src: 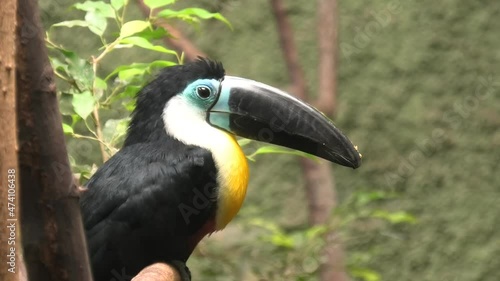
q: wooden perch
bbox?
[132,263,181,281]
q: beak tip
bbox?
[328,141,362,169]
[349,145,362,169]
[327,151,361,169]
[351,159,362,169]
[344,156,362,169]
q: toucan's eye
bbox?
[196,86,212,99]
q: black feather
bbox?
[81,140,217,281]
[124,58,225,146]
[81,58,224,281]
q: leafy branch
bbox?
[47,0,229,183]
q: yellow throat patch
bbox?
[214,133,249,230]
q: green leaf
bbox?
[237,138,252,147]
[119,36,177,55]
[85,12,107,36]
[305,225,328,239]
[71,114,81,126]
[73,1,114,36]
[108,86,142,105]
[134,27,168,40]
[110,0,125,11]
[51,48,93,90]
[249,218,282,234]
[106,61,176,81]
[372,210,417,224]
[62,123,74,135]
[49,57,67,70]
[52,20,90,28]
[59,93,74,116]
[269,233,295,249]
[121,85,141,98]
[148,60,177,68]
[74,1,115,18]
[72,91,95,119]
[247,145,317,161]
[123,99,135,112]
[144,0,175,10]
[50,57,70,79]
[120,20,150,38]
[350,268,381,281]
[94,77,107,90]
[118,68,146,82]
[157,8,232,28]
[106,64,146,81]
[103,118,129,145]
[354,191,392,206]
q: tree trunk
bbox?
[314,1,349,281]
[270,0,349,280]
[16,0,93,280]
[0,0,21,280]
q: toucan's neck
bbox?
[124,112,169,146]
[124,78,178,147]
[163,95,250,230]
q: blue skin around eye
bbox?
[181,79,231,131]
[182,79,219,109]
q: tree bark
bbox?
[314,1,349,281]
[269,0,307,100]
[270,0,349,280]
[16,0,93,280]
[316,0,338,116]
[0,0,21,280]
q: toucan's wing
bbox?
[80,141,217,280]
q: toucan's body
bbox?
[81,59,360,281]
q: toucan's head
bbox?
[125,58,361,169]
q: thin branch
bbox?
[73,133,116,155]
[316,0,338,116]
[269,0,308,101]
[92,108,109,161]
[91,40,120,163]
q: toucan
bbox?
[81,58,361,281]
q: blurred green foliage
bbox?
[40,0,500,280]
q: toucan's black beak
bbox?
[208,76,361,168]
